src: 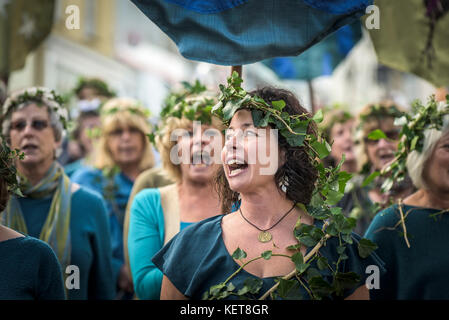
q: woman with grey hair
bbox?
[0,87,116,299]
[365,97,449,299]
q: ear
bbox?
[278,148,287,167]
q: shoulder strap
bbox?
[159,184,180,245]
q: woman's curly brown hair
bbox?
[215,87,318,213]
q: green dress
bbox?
[153,215,385,300]
[365,204,449,299]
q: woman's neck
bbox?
[239,185,307,229]
[17,161,53,186]
[119,164,141,181]
[177,179,222,221]
[404,189,449,210]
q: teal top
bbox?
[71,167,133,282]
[63,159,88,178]
[128,188,193,300]
[15,187,116,300]
[364,204,449,300]
[153,215,385,300]
[0,236,65,300]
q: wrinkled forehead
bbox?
[10,102,50,120]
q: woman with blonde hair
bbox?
[71,97,154,299]
[127,91,225,300]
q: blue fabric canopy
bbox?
[263,22,362,80]
[131,0,372,66]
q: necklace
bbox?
[239,203,296,243]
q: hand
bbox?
[118,264,134,293]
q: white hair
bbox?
[406,104,449,190]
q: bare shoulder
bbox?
[71,182,81,194]
[0,225,24,243]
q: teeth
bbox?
[230,168,243,176]
[227,159,245,165]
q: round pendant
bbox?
[258,231,272,243]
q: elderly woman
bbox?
[127,93,225,300]
[365,99,449,299]
[1,87,115,300]
[71,97,155,298]
[0,139,65,300]
[319,108,357,173]
[338,103,414,235]
[153,76,384,300]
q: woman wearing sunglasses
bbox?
[1,87,115,300]
[338,103,415,235]
[71,98,155,299]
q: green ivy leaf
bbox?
[362,171,380,188]
[311,140,331,159]
[309,277,333,299]
[325,189,344,206]
[261,250,273,260]
[367,129,387,140]
[271,99,286,111]
[357,238,378,258]
[232,247,247,260]
[237,278,263,296]
[312,109,324,123]
[277,279,302,300]
[333,272,361,297]
[410,135,419,151]
[316,256,328,271]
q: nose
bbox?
[377,138,391,148]
[192,128,204,146]
[22,122,37,136]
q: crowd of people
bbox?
[0,75,448,300]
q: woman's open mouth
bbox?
[227,159,248,177]
[21,143,38,153]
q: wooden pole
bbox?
[308,79,316,114]
[231,65,242,77]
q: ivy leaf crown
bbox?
[73,77,117,99]
[212,71,330,161]
[1,87,69,130]
[148,80,217,144]
[380,95,449,191]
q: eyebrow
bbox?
[228,123,254,130]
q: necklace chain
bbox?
[239,203,296,232]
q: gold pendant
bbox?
[258,231,272,243]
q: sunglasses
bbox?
[364,130,400,145]
[108,126,141,136]
[10,119,49,131]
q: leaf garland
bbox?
[379,95,449,192]
[1,87,70,131]
[203,72,378,300]
[147,80,216,145]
